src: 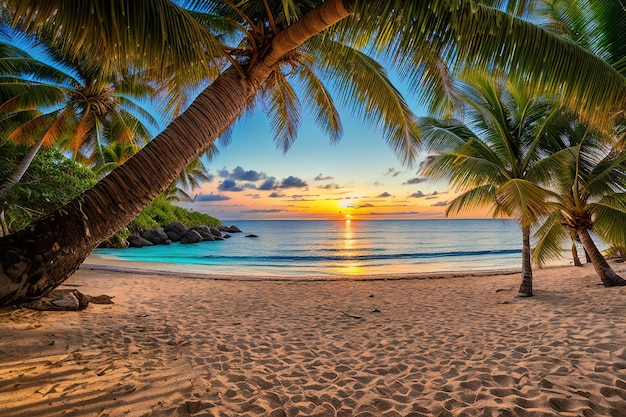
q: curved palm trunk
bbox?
[571,241,582,266]
[577,228,626,287]
[0,137,45,202]
[0,0,354,307]
[517,225,533,297]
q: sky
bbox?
[177,103,478,222]
[3,23,487,222]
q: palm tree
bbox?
[0,26,159,201]
[0,0,625,306]
[533,120,626,286]
[419,73,567,297]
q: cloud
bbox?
[241,209,285,213]
[377,192,392,198]
[404,177,427,185]
[385,167,402,177]
[431,201,450,207]
[366,211,421,216]
[268,192,285,198]
[410,191,426,198]
[280,176,308,189]
[230,166,265,181]
[195,193,231,202]
[315,173,333,181]
[218,179,243,192]
[258,177,278,190]
[218,166,267,182]
[319,183,341,190]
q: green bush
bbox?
[126,195,220,232]
[0,143,97,233]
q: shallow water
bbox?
[93,219,558,277]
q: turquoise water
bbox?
[92,219,557,277]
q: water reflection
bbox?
[332,219,366,275]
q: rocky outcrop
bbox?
[127,233,153,248]
[191,226,215,241]
[181,230,203,244]
[164,221,188,242]
[219,225,242,233]
[117,222,244,248]
[140,227,170,245]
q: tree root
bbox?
[18,289,114,311]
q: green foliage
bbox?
[0,142,96,232]
[126,195,220,233]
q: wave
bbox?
[192,249,522,263]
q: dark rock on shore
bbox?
[108,222,245,249]
[181,229,203,244]
[164,221,188,242]
[219,225,241,233]
[128,234,153,248]
[191,225,215,241]
[141,227,170,245]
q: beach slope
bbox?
[2,263,626,416]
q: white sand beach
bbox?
[2,261,626,416]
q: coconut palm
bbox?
[0,0,625,306]
[419,73,570,296]
[0,26,159,202]
[532,120,626,286]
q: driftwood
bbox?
[18,289,114,311]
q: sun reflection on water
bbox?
[330,218,367,275]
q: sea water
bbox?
[92,219,567,277]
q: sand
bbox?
[2,261,626,417]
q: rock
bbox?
[191,226,215,241]
[127,233,153,248]
[181,230,203,244]
[209,227,223,238]
[245,234,259,238]
[164,221,188,242]
[19,289,90,311]
[219,224,241,233]
[140,227,170,245]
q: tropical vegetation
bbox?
[419,73,566,296]
[0,1,625,306]
[532,119,626,286]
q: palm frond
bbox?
[445,184,498,217]
[264,71,301,153]
[496,178,552,225]
[6,0,224,82]
[303,36,420,165]
[532,211,569,268]
[294,54,342,144]
[590,193,626,246]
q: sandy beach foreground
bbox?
[2,262,626,417]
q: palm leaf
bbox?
[303,36,420,165]
[532,211,569,268]
[496,178,552,225]
[264,70,301,153]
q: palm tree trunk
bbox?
[0,211,8,237]
[0,0,355,307]
[0,137,45,201]
[517,225,533,297]
[571,241,582,266]
[577,228,626,287]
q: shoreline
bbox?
[82,253,525,282]
[3,261,626,416]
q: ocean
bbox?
[92,219,567,278]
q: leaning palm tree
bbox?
[419,73,566,297]
[0,0,625,306]
[533,120,626,286]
